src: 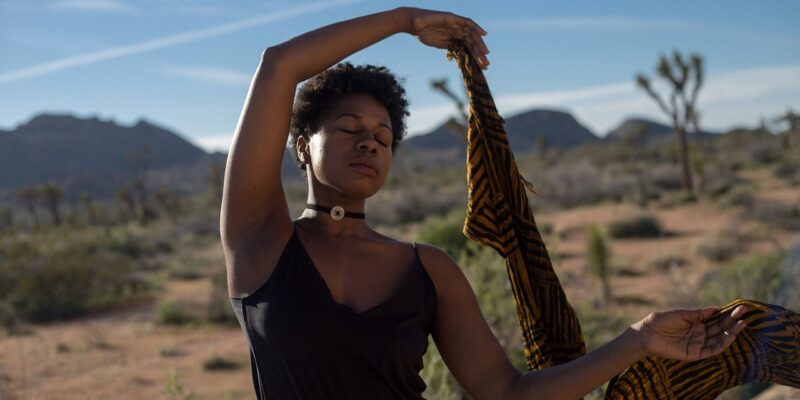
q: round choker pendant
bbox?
[330,206,345,221]
[305,204,366,221]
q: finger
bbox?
[472,32,489,54]
[701,321,744,358]
[465,17,488,35]
[719,305,749,333]
[463,35,489,68]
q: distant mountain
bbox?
[0,113,227,200]
[399,108,600,167]
[605,117,717,143]
[1,109,729,202]
[504,108,600,149]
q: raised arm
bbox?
[418,244,748,400]
[220,7,489,296]
[221,8,410,244]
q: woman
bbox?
[221,7,747,399]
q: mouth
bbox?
[349,162,378,177]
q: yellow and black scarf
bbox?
[448,42,800,399]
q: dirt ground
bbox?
[1,168,798,399]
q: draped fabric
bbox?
[447,41,800,397]
[605,300,800,400]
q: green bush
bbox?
[164,369,197,400]
[202,355,241,371]
[416,209,470,258]
[717,185,755,208]
[694,235,740,262]
[156,301,195,326]
[0,236,153,322]
[696,253,783,306]
[607,213,663,239]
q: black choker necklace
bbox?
[306,204,365,221]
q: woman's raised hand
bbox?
[632,305,749,361]
[404,8,490,69]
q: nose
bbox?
[356,131,378,153]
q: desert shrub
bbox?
[416,209,471,259]
[703,162,742,198]
[717,185,755,208]
[537,159,606,208]
[607,213,663,239]
[164,369,197,400]
[673,190,697,204]
[749,140,782,165]
[167,255,209,280]
[573,302,630,350]
[694,234,741,262]
[772,160,799,180]
[156,301,195,325]
[97,229,171,259]
[207,269,238,325]
[647,164,683,191]
[202,354,241,371]
[0,236,153,322]
[369,184,465,226]
[0,300,19,334]
[648,255,688,271]
[748,200,800,230]
[696,253,783,306]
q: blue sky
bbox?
[1,0,798,152]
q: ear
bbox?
[296,136,309,163]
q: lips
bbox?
[349,160,378,176]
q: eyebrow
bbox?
[334,113,393,132]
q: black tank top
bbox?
[229,227,438,399]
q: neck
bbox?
[301,195,368,236]
[299,208,369,236]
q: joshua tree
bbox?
[41,181,63,226]
[775,108,799,132]
[636,50,704,196]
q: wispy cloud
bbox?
[50,0,138,14]
[486,16,696,31]
[157,65,252,87]
[408,64,800,136]
[0,0,365,85]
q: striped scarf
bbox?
[447,42,800,399]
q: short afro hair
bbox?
[289,62,410,169]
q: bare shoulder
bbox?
[413,243,473,302]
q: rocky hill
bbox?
[0,114,226,200]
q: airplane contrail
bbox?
[0,0,365,85]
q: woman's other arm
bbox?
[418,244,747,400]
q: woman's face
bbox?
[301,93,394,201]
